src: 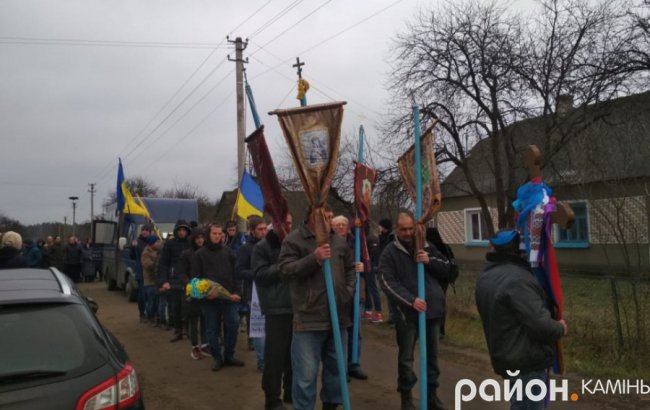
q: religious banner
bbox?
[245,126,290,238]
[513,145,573,374]
[397,123,442,251]
[269,101,346,244]
[354,162,377,269]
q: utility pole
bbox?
[88,183,96,239]
[228,36,248,232]
[69,196,79,237]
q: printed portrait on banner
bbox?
[301,128,329,167]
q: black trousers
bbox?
[262,314,293,408]
[168,289,184,333]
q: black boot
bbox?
[400,390,416,410]
[322,403,338,410]
[427,391,447,410]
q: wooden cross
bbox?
[524,145,575,230]
[293,57,305,79]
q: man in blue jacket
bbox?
[379,212,451,410]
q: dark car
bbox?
[0,268,144,410]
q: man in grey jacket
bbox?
[278,207,355,410]
[475,229,567,410]
[379,212,451,410]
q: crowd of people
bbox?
[118,207,456,410]
[0,231,97,282]
[0,207,568,410]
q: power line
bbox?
[139,90,237,171]
[228,0,275,37]
[249,49,382,120]
[249,0,305,39]
[249,0,405,80]
[248,0,332,56]
[92,51,230,184]
[0,36,228,49]
[93,1,278,184]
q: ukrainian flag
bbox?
[116,159,149,216]
[236,171,264,219]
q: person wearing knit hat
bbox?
[0,231,28,269]
[475,229,567,410]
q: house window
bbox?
[557,202,589,248]
[465,208,489,245]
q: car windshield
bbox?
[0,303,108,382]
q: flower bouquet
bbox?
[186,277,232,300]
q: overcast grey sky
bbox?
[0,0,532,226]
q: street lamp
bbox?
[69,196,79,237]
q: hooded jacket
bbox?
[278,223,355,332]
[252,230,292,316]
[178,228,205,280]
[157,220,191,289]
[378,237,451,320]
[0,247,28,269]
[475,252,564,377]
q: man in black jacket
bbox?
[194,223,243,371]
[253,214,293,410]
[235,215,268,368]
[158,220,191,342]
[475,229,567,410]
[379,212,451,410]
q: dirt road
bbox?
[81,281,640,409]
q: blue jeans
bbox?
[395,315,440,392]
[143,286,157,320]
[158,292,168,324]
[202,299,240,360]
[136,276,145,317]
[509,370,547,410]
[291,329,347,410]
[253,336,265,368]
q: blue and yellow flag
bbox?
[235,171,264,219]
[116,159,149,216]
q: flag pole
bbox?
[352,125,364,365]
[413,105,427,410]
[300,75,351,410]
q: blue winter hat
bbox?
[489,229,519,247]
[146,235,160,245]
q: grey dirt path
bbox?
[81,281,644,410]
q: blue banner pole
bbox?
[245,79,262,129]
[352,125,365,365]
[323,259,351,410]
[413,105,427,410]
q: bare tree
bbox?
[385,0,642,236]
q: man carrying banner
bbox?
[278,205,355,410]
[379,212,451,410]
